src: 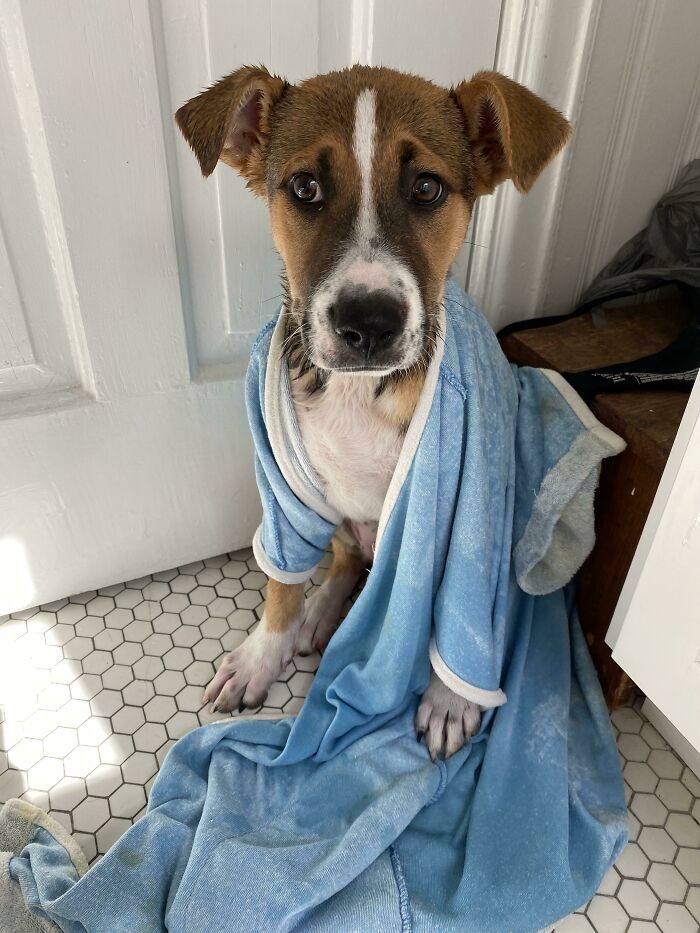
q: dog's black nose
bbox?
[330,290,405,359]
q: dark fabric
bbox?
[498,160,700,398]
[575,159,700,316]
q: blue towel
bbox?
[4,280,628,932]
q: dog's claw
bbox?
[416,729,424,743]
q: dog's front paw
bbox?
[203,623,296,712]
[416,671,481,760]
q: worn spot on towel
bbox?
[118,847,143,870]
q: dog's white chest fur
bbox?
[291,373,403,523]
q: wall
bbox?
[469,0,700,330]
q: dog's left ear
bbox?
[175,65,287,194]
[452,71,572,196]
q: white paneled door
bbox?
[0,0,501,614]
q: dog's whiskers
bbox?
[281,323,306,355]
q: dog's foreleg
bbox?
[203,579,305,711]
[296,534,366,655]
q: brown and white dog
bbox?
[176,64,571,759]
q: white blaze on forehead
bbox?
[353,88,378,247]
[305,85,425,373]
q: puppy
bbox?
[176,65,570,758]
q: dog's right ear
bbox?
[175,65,287,194]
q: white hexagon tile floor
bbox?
[1,548,699,932]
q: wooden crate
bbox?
[500,298,691,706]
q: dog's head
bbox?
[177,65,570,375]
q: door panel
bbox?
[0,6,92,412]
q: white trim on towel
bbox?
[430,638,507,709]
[375,306,446,554]
[252,526,320,585]
[1,798,89,877]
[264,311,343,526]
[540,369,626,454]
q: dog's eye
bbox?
[411,174,443,205]
[290,173,323,204]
